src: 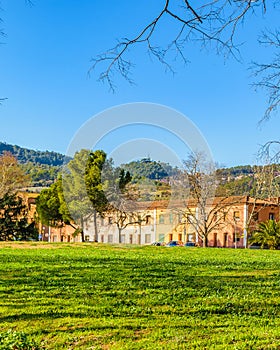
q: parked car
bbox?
[184,242,196,247]
[249,243,265,249]
[151,241,162,246]
[165,240,183,247]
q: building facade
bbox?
[83,196,280,247]
[33,195,280,247]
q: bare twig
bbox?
[258,140,280,163]
[91,0,266,90]
[251,30,280,121]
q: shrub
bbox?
[0,330,41,350]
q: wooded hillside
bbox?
[0,142,70,166]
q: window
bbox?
[53,235,57,242]
[233,211,240,220]
[158,234,165,242]
[145,215,152,225]
[159,214,165,224]
[145,234,151,244]
[121,235,125,243]
[223,233,228,247]
[108,217,113,225]
[233,232,240,242]
[252,212,259,221]
[213,232,217,247]
[187,214,193,224]
[269,213,275,220]
[187,234,194,242]
[169,213,173,223]
[213,212,217,222]
[108,234,113,243]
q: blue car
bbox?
[165,240,182,247]
[184,242,196,247]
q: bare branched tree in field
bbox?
[173,152,238,247]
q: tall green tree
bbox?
[249,220,280,250]
[62,149,94,242]
[104,166,136,243]
[85,150,108,242]
[36,177,65,227]
[0,193,38,241]
[36,175,79,242]
[85,150,135,243]
[0,152,34,241]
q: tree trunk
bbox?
[203,235,208,247]
[118,227,122,244]
[80,216,85,242]
[139,223,142,245]
[93,209,98,242]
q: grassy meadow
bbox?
[0,243,280,349]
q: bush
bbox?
[0,330,41,350]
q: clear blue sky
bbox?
[0,0,279,167]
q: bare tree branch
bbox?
[258,140,280,163]
[251,29,280,121]
[91,0,267,91]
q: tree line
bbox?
[1,148,280,247]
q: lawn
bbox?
[0,243,280,349]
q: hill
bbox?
[0,141,71,188]
[122,157,179,181]
[2,141,275,193]
[0,141,70,166]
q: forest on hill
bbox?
[1,141,278,195]
[0,142,70,187]
[0,142,70,166]
[121,158,179,181]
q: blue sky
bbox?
[0,1,279,167]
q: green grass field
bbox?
[0,243,280,349]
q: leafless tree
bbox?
[91,0,269,91]
[258,139,280,166]
[244,162,280,235]
[0,151,30,197]
[102,163,143,243]
[231,149,280,248]
[106,205,141,244]
[252,30,280,121]
[172,151,239,247]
